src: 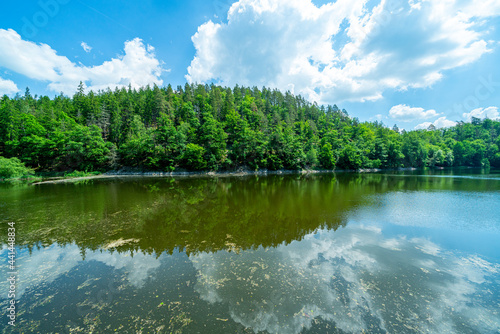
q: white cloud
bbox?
[389,104,439,121]
[81,41,92,53]
[187,0,499,103]
[461,0,500,18]
[463,106,500,121]
[415,116,457,129]
[414,121,433,130]
[434,116,458,128]
[370,113,383,121]
[0,76,18,95]
[0,29,164,95]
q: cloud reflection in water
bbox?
[191,225,500,333]
[0,244,163,299]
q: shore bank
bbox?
[30,167,425,185]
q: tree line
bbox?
[0,82,499,174]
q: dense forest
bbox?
[0,82,499,175]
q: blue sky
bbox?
[0,0,499,129]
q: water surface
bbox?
[1,169,499,333]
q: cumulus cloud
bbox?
[415,116,457,129]
[186,0,498,103]
[389,104,439,121]
[0,76,18,95]
[463,106,500,121]
[0,29,164,95]
[81,41,92,53]
[460,0,500,18]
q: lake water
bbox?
[1,169,499,333]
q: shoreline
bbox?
[30,167,427,185]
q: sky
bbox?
[0,0,500,130]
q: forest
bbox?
[0,82,499,176]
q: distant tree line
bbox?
[0,83,499,173]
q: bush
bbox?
[0,156,35,179]
[64,170,101,178]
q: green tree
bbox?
[198,111,227,170]
[319,142,335,169]
[182,143,206,170]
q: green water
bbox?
[1,169,500,333]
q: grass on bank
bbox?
[0,156,36,181]
[63,170,102,178]
[1,156,101,183]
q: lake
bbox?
[1,169,500,333]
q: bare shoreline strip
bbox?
[30,167,423,185]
